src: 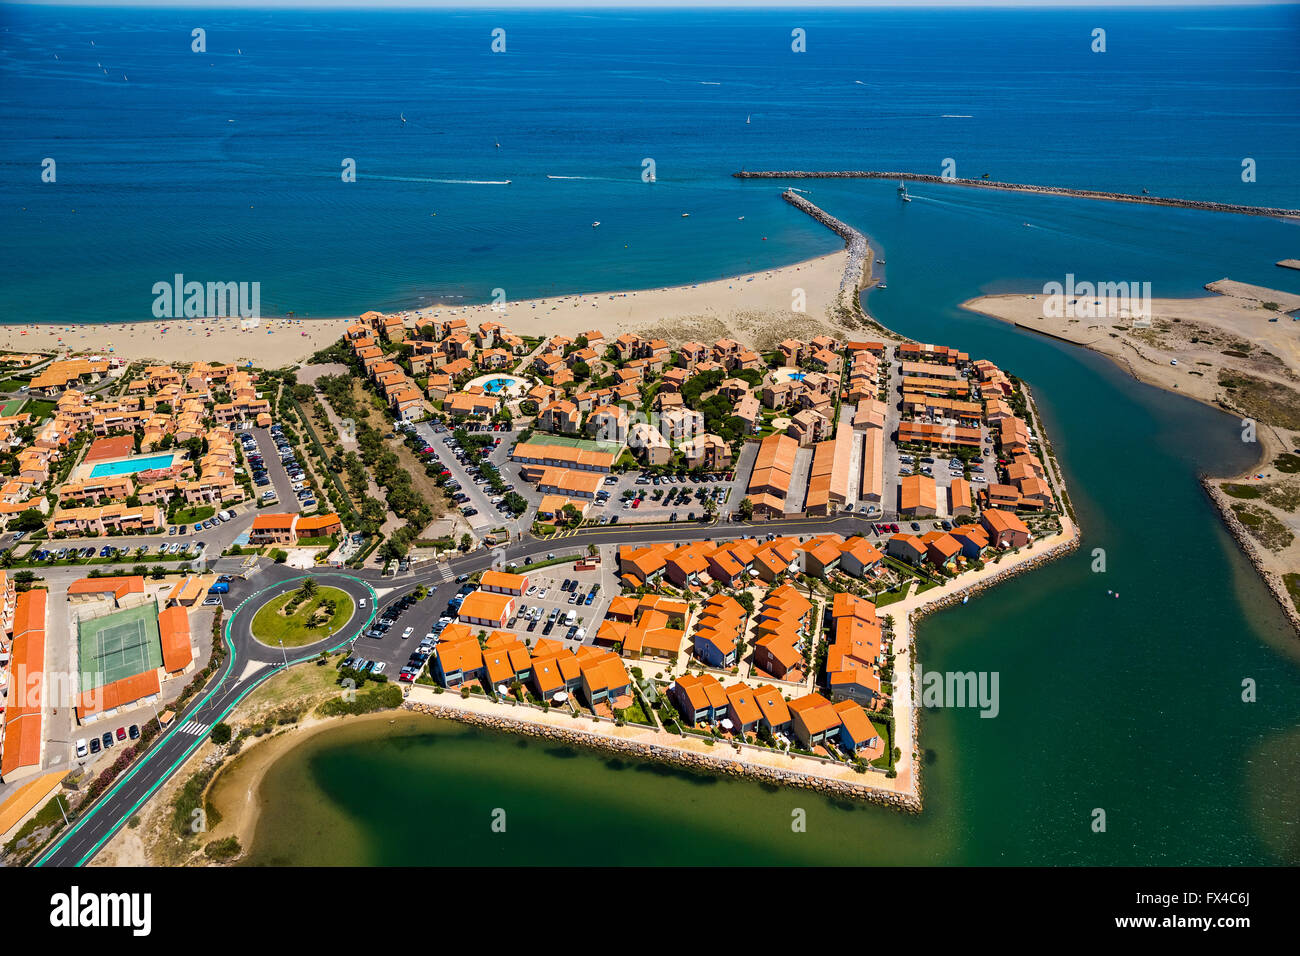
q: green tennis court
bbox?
[77,601,163,690]
[0,398,25,416]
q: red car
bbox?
[631,498,641,509]
[115,727,126,741]
[422,446,434,454]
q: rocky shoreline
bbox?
[781,190,870,295]
[741,171,1300,219]
[1201,478,1300,637]
[402,701,922,811]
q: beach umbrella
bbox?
[552,691,568,703]
[720,718,733,730]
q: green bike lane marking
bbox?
[35,573,377,867]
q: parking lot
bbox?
[411,420,523,534]
[247,424,307,513]
[502,558,615,650]
[339,552,620,685]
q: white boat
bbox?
[901,194,911,202]
[400,112,406,124]
[737,216,744,221]
[681,212,690,218]
[591,221,600,227]
[746,114,751,124]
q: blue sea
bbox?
[4,5,1300,866]
[1,4,1298,322]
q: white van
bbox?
[565,609,577,627]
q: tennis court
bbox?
[77,601,164,691]
[0,398,25,416]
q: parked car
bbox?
[75,739,88,758]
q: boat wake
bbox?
[369,175,511,185]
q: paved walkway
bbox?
[404,683,910,796]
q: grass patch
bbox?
[171,505,215,525]
[1263,483,1300,513]
[2,792,72,856]
[1231,504,1295,551]
[1274,454,1300,474]
[869,717,894,771]
[1217,371,1300,430]
[1284,573,1300,611]
[316,681,402,717]
[203,836,242,861]
[875,582,912,607]
[22,399,56,422]
[616,695,655,727]
[1221,482,1263,500]
[251,586,354,647]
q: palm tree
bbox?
[299,578,318,600]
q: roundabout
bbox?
[230,572,378,660]
[251,584,355,648]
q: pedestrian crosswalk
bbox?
[177,720,209,736]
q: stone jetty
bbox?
[780,190,870,294]
[403,700,921,811]
[738,171,1300,219]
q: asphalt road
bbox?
[33,510,879,867]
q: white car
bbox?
[402,626,414,639]
[75,739,88,758]
[359,598,367,609]
[371,662,386,675]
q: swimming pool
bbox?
[484,377,516,393]
[89,453,177,478]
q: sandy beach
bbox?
[0,316,355,368]
[961,283,1300,414]
[0,252,851,368]
[963,282,1300,633]
[398,250,853,351]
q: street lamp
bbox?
[278,638,288,668]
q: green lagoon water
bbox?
[246,187,1300,863]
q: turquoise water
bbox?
[5,5,1299,866]
[2,5,1298,323]
[484,377,519,394]
[89,453,176,478]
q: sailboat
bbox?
[400,112,407,124]
[898,182,911,202]
[746,114,751,124]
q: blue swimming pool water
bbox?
[484,378,516,393]
[790,372,806,382]
[89,453,177,478]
